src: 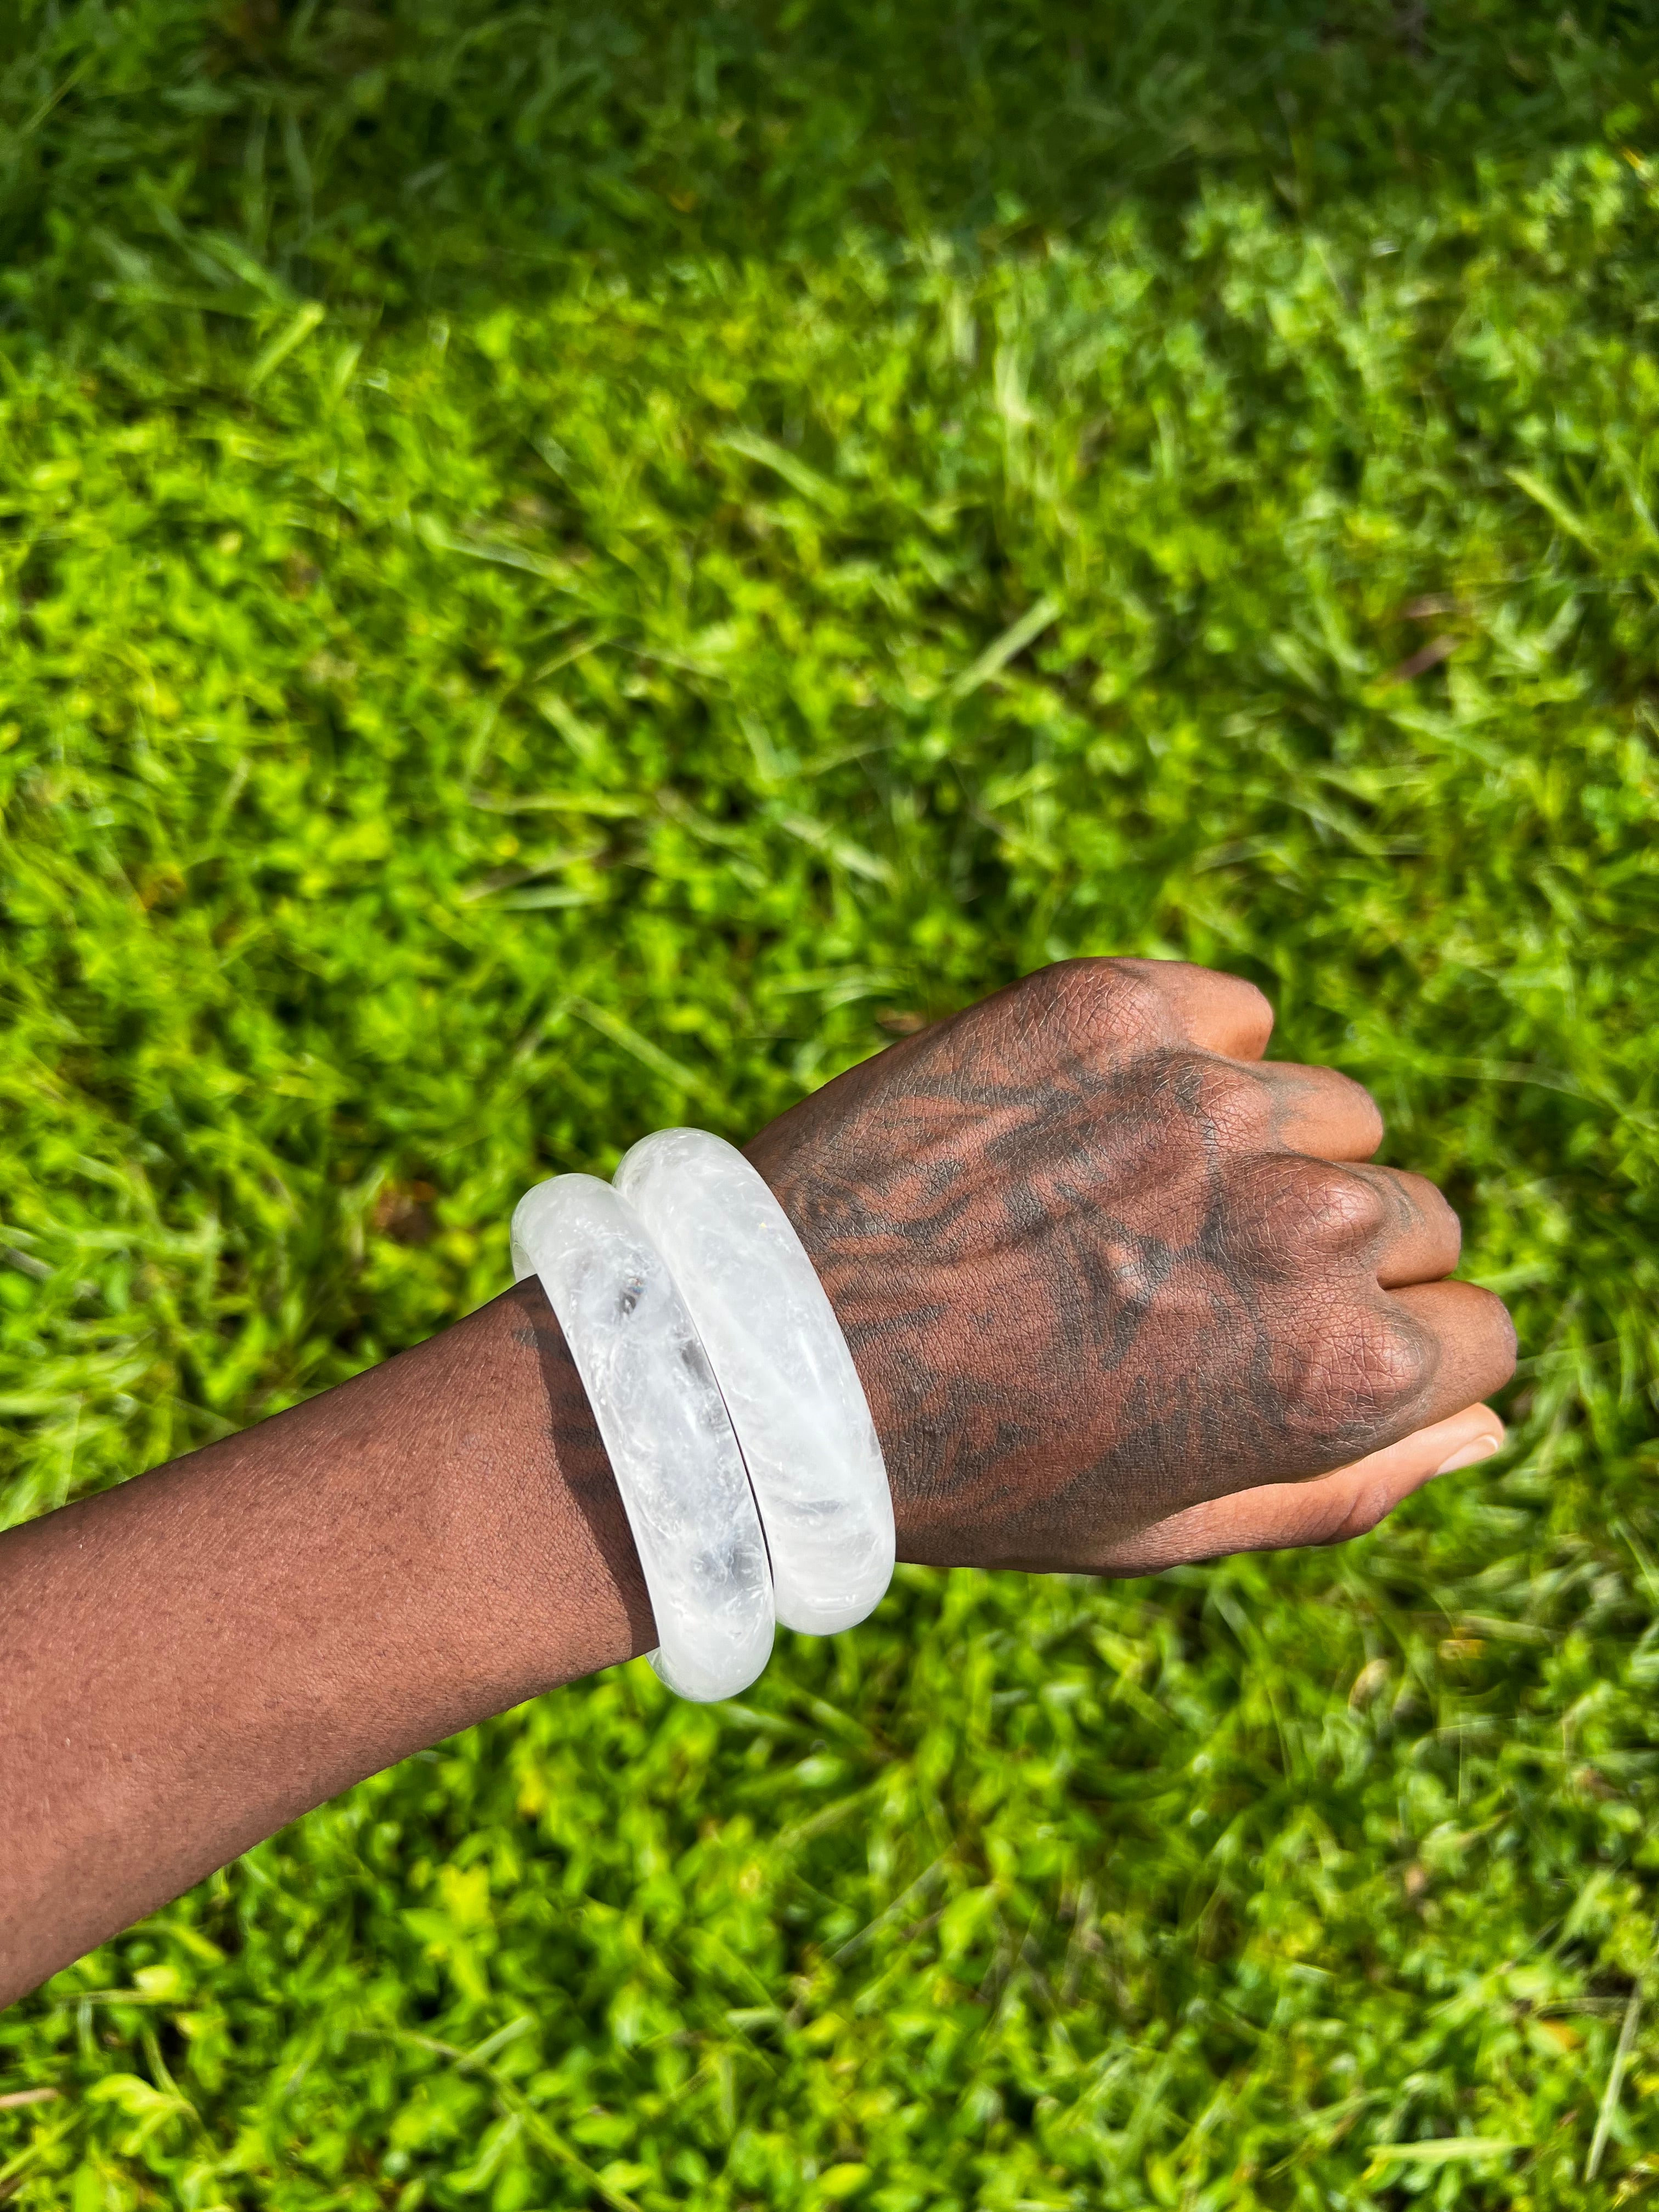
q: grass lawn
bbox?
[7,1,1659,2203]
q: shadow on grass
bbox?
[1,0,1654,337]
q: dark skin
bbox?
[751,958,1514,1570]
[0,960,1515,2007]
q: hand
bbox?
[747,958,1516,1573]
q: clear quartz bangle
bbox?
[510,1172,775,1702]
[614,1128,895,1638]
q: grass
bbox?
[5,0,1659,2204]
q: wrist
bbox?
[398,1284,656,1705]
[740,1148,943,1569]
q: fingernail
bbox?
[1435,1435,1503,1476]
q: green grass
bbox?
[7,1,1659,2204]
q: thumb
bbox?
[1088,1404,1505,1577]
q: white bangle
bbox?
[614,1128,894,1638]
[510,1172,775,1702]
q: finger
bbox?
[1087,1403,1505,1575]
[1350,1165,1463,1286]
[1254,1062,1385,1160]
[1104,958,1276,1062]
[1232,1153,1461,1293]
[1390,1279,1518,1429]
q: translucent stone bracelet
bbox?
[511,1172,775,1703]
[614,1128,895,1638]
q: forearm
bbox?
[0,1280,651,2009]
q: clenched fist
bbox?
[748,958,1515,1574]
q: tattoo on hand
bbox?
[747,959,1514,1572]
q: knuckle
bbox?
[1005,958,1099,1020]
[1301,1164,1390,1244]
[1259,1466,1398,1552]
[1118,958,1273,1043]
[1028,957,1178,1047]
[1285,1475,1391,1549]
[1286,1305,1436,1442]
[1355,1308,1435,1412]
[1233,1155,1387,1262]
[1201,1059,1273,1143]
[1319,1482,1393,1547]
[1152,1049,1271,1137]
[1007,958,1277,1066]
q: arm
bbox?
[0,1280,644,2009]
[0,958,1514,2008]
